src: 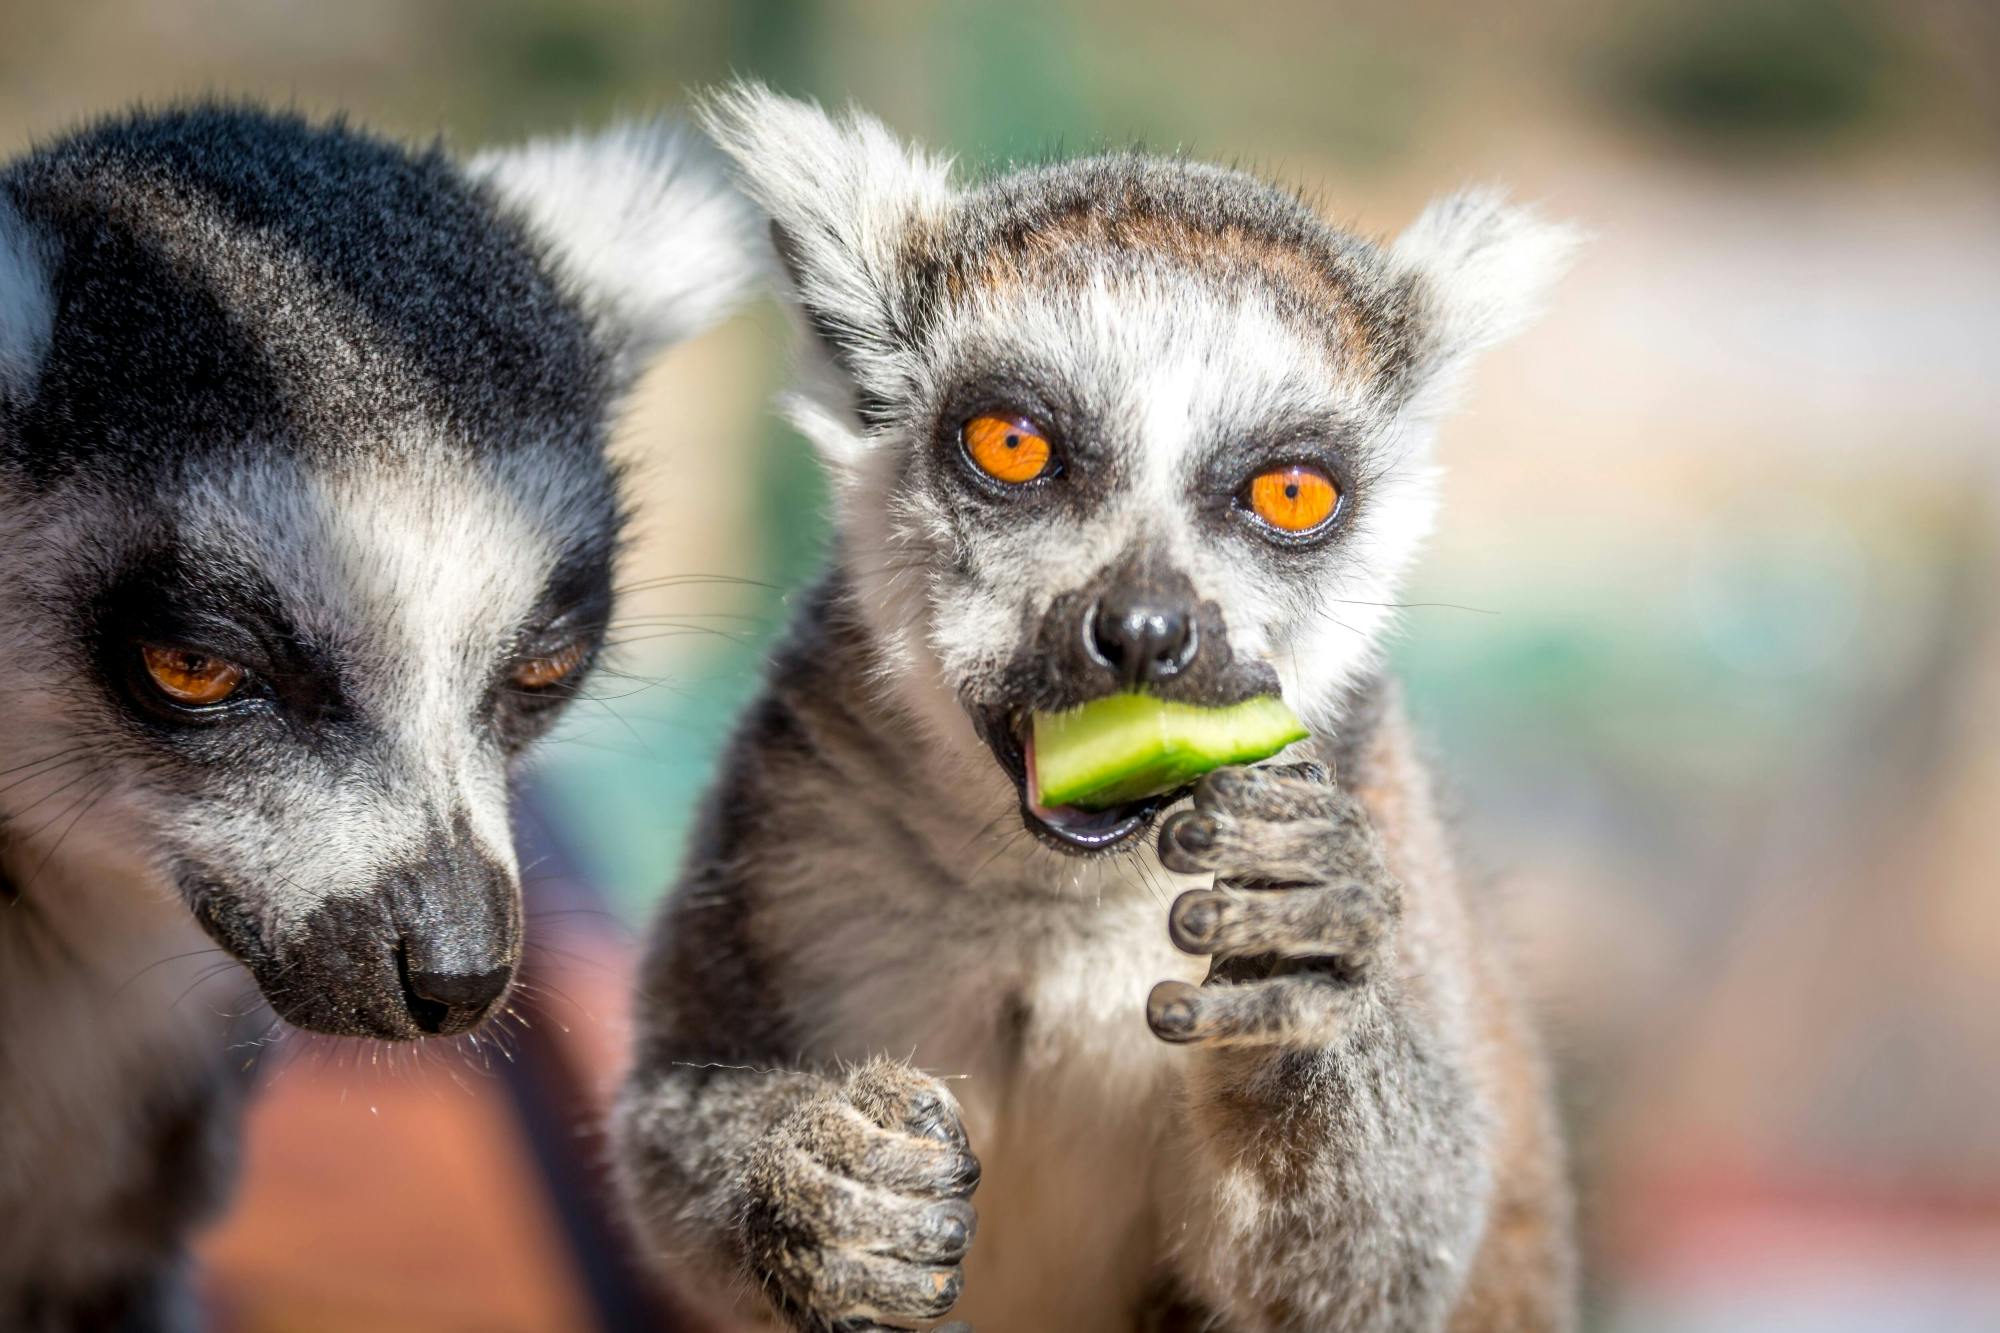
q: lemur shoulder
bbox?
[613,86,1581,1332]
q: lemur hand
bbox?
[740,1058,980,1331]
[1149,762,1403,1048]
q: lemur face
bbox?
[707,86,1576,855]
[0,105,756,1035]
[890,243,1429,853]
[20,449,616,1037]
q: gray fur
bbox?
[0,101,756,1328]
[615,86,1576,1331]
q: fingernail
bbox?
[930,1208,969,1251]
[909,1093,957,1143]
[1176,897,1219,945]
[1152,996,1196,1037]
[1172,814,1216,852]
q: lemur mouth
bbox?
[975,707,1176,856]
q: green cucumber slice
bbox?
[1031,693,1309,810]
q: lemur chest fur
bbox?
[801,862,1209,1329]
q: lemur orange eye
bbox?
[513,641,587,690]
[963,414,1052,484]
[141,646,245,706]
[1246,465,1340,534]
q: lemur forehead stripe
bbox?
[88,173,431,435]
[932,155,1419,382]
[0,104,613,481]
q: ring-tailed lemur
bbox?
[613,86,1581,1332]
[0,102,756,1330]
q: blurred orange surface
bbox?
[195,924,642,1333]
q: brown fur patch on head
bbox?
[932,158,1419,386]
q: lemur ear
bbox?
[698,82,954,394]
[1388,188,1581,411]
[471,119,764,379]
[0,195,56,405]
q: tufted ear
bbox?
[698,82,955,397]
[0,193,56,406]
[471,118,765,379]
[1389,187,1581,414]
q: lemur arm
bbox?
[1146,762,1491,1333]
[614,1057,816,1295]
[614,883,981,1333]
[617,1055,981,1332]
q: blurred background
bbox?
[3,0,1996,1328]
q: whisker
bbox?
[0,747,89,789]
[21,774,115,891]
[6,762,105,825]
[115,945,229,997]
[1322,597,1498,616]
[612,572,779,595]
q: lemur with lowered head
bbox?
[0,103,756,1329]
[615,86,1581,1333]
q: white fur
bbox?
[0,195,54,400]
[1390,187,1583,416]
[472,119,764,373]
[701,83,956,460]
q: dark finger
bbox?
[1145,977,1352,1048]
[1169,883,1394,969]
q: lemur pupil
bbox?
[1005,435,1020,449]
[1285,484,1300,499]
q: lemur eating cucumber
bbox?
[614,86,1580,1332]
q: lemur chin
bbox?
[0,103,757,1326]
[613,85,1582,1332]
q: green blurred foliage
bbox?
[1608,0,1896,145]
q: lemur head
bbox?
[706,86,1576,855]
[0,105,756,1036]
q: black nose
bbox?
[398,955,511,1036]
[1087,591,1198,687]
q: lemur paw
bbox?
[741,1058,980,1330]
[1149,762,1403,1049]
